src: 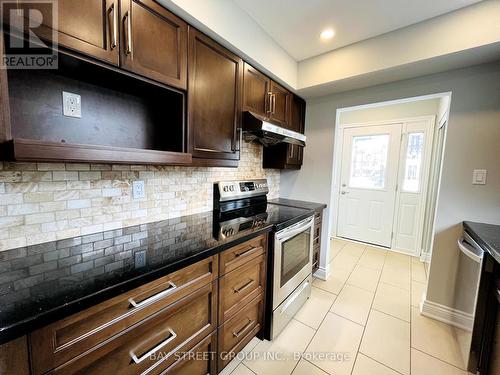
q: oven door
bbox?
[273,216,314,309]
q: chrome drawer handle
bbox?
[234,279,254,294]
[232,319,254,338]
[130,328,177,364]
[128,281,177,308]
[235,246,257,258]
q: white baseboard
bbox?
[420,299,473,331]
[313,264,331,281]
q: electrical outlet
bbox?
[133,180,145,199]
[134,250,147,268]
[62,91,81,118]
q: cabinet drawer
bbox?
[218,294,263,371]
[219,254,266,323]
[30,256,218,375]
[161,332,217,375]
[219,235,267,275]
[50,282,218,375]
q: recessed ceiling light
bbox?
[320,28,335,40]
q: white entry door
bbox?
[337,124,402,247]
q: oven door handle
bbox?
[276,217,314,242]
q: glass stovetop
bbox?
[216,201,314,236]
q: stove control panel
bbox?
[216,179,269,202]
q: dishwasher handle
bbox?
[457,237,484,263]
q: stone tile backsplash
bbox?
[0,141,280,251]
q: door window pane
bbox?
[349,134,389,189]
[402,132,424,192]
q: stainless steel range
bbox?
[214,179,314,340]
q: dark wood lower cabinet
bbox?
[217,294,264,371]
[4,235,268,375]
[48,282,218,375]
[164,332,218,375]
[219,253,266,323]
[30,257,218,375]
[0,336,30,375]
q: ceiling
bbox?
[233,0,483,61]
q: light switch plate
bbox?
[62,91,81,118]
[472,169,487,185]
[133,180,145,199]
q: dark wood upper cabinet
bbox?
[242,63,271,117]
[5,0,120,65]
[187,28,243,163]
[120,0,188,89]
[290,95,306,134]
[242,63,293,129]
[269,81,292,129]
[263,94,306,169]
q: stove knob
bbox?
[223,186,229,192]
[230,185,235,191]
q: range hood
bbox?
[242,111,306,147]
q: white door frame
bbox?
[330,92,452,258]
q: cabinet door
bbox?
[188,28,242,161]
[286,144,303,166]
[290,95,306,134]
[242,63,271,117]
[121,0,187,89]
[269,81,292,128]
[9,0,119,65]
[286,95,306,166]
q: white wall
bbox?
[339,98,440,124]
[280,61,500,310]
[158,1,500,96]
[298,0,500,95]
[158,0,297,89]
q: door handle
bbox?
[233,279,254,294]
[107,2,118,50]
[123,11,132,55]
[272,94,276,114]
[341,191,349,195]
[234,245,258,258]
[267,92,272,114]
[232,319,254,338]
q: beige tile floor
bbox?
[222,239,470,375]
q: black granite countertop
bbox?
[268,198,327,211]
[464,221,500,264]
[0,211,273,344]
